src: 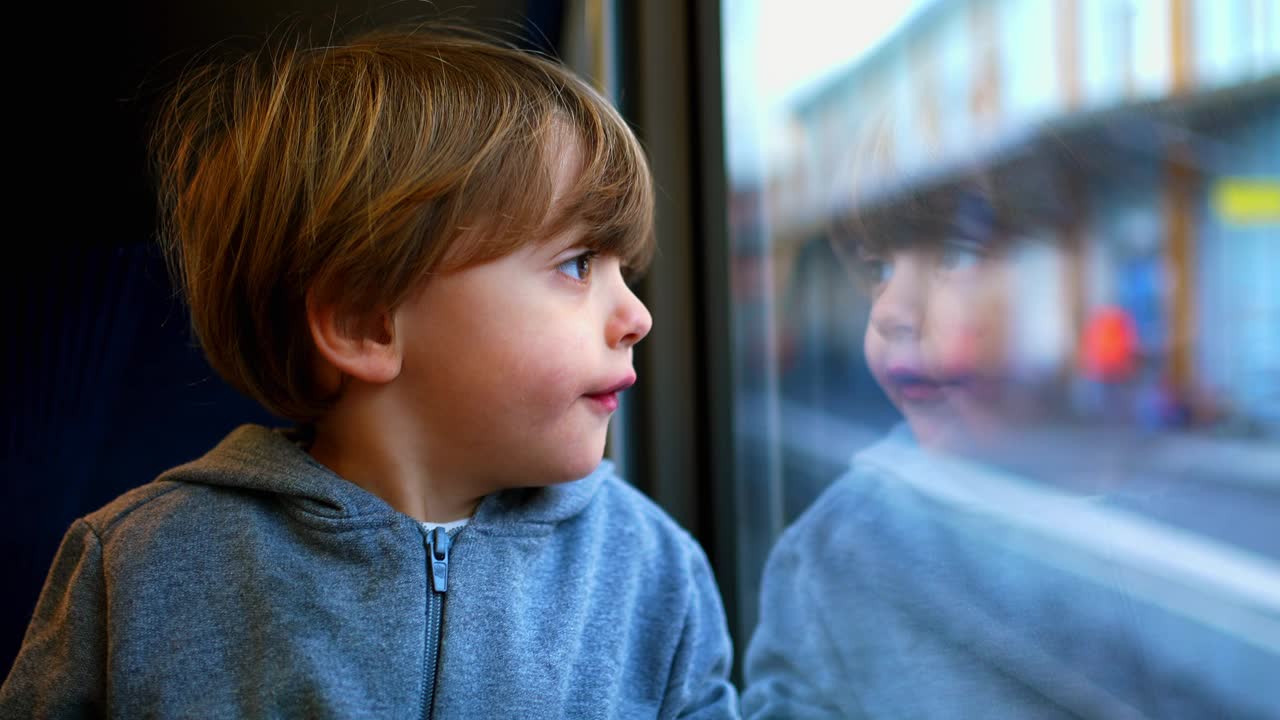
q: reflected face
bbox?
[861,241,1014,453]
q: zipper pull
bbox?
[427,526,451,593]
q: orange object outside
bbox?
[1081,305,1139,382]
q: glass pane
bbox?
[721,0,1280,716]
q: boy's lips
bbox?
[583,373,636,413]
[886,367,949,404]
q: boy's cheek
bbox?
[862,331,889,384]
[511,341,607,418]
[927,294,1011,378]
[930,325,1005,378]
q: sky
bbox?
[721,0,928,183]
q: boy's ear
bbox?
[306,289,403,387]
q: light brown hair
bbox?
[152,26,654,422]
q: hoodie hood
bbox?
[156,424,610,532]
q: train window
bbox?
[721,0,1279,716]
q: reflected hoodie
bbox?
[742,425,1277,719]
[1,425,738,719]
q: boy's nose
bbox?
[607,281,653,349]
[869,261,926,342]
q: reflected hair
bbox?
[827,109,1071,282]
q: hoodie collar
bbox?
[158,424,610,533]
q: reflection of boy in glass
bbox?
[842,169,1076,469]
[853,184,1027,456]
[741,171,1276,719]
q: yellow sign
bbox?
[1213,179,1280,224]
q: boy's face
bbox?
[861,241,1015,453]
[390,140,652,489]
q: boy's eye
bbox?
[938,241,984,271]
[557,252,595,282]
[856,253,894,294]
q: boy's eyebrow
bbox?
[535,217,591,255]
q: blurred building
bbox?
[764,0,1279,435]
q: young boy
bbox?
[1,28,738,718]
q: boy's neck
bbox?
[307,392,484,523]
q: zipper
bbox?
[419,526,452,720]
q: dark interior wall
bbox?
[3,0,563,677]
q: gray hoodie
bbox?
[1,425,738,719]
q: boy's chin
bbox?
[529,441,608,486]
[526,458,604,487]
[536,420,613,483]
[907,413,1009,459]
[903,413,961,452]
[571,430,610,474]
[561,450,608,482]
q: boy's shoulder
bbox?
[77,424,398,549]
[477,460,705,558]
[593,469,694,532]
[79,478,193,539]
[76,474,278,561]
[767,426,938,567]
[593,470,706,551]
[65,476,274,586]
